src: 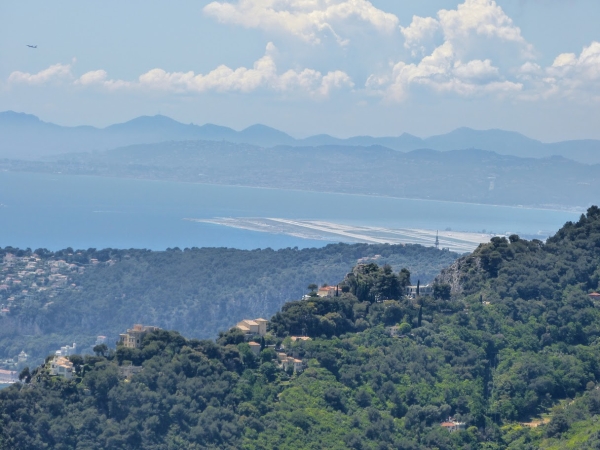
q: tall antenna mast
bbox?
[435,230,439,249]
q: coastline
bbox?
[0,169,587,214]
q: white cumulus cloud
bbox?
[400,0,532,55]
[400,16,441,53]
[368,41,521,101]
[8,63,73,85]
[372,0,532,101]
[438,0,531,50]
[203,0,399,45]
[7,44,353,99]
[533,41,600,101]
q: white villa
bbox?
[49,356,74,379]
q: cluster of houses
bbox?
[43,319,311,381]
[0,252,87,317]
[46,324,159,380]
[233,318,307,373]
[308,282,434,301]
[276,352,304,372]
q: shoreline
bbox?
[186,218,495,253]
[0,169,586,214]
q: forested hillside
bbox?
[3,140,599,208]
[0,243,456,365]
[1,207,600,449]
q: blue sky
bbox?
[1,0,599,141]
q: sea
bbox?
[0,171,582,251]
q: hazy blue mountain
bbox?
[238,124,296,146]
[424,127,543,154]
[0,111,294,159]
[1,110,600,163]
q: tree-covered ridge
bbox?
[2,208,600,449]
[0,243,457,365]
[437,205,600,300]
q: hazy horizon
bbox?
[2,1,600,141]
[4,109,600,144]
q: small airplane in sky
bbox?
[26,45,37,48]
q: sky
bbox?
[1,0,600,141]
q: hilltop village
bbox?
[0,251,96,317]
[0,250,108,373]
[34,261,439,384]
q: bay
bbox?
[0,171,581,251]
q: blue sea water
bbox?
[0,171,582,251]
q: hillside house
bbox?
[234,318,268,336]
[248,342,262,355]
[49,356,74,379]
[440,420,466,433]
[406,284,433,298]
[119,324,161,349]
[282,357,304,373]
[277,352,304,373]
[589,292,600,301]
[317,286,338,297]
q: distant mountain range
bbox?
[2,110,600,164]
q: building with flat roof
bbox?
[406,284,433,298]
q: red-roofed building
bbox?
[317,286,338,298]
[440,420,466,433]
[589,292,600,300]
